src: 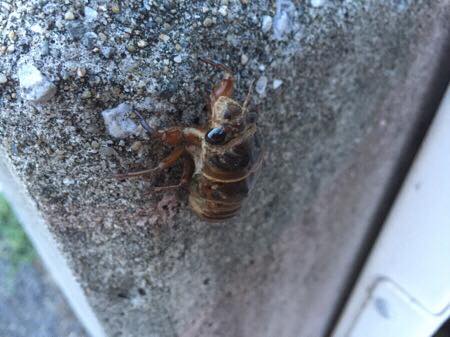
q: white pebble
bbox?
[255,76,268,96]
[273,0,295,40]
[241,54,249,65]
[17,64,56,103]
[261,16,273,33]
[63,178,75,186]
[64,10,75,20]
[218,5,228,16]
[311,0,325,7]
[77,67,87,77]
[273,79,283,89]
[159,34,170,43]
[137,40,148,48]
[30,24,46,34]
[0,74,7,84]
[173,55,182,63]
[84,6,98,22]
[101,103,141,139]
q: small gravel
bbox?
[311,0,326,7]
[84,6,98,22]
[137,40,148,48]
[261,16,273,33]
[255,75,268,96]
[64,11,75,20]
[203,17,214,27]
[273,79,283,89]
[241,54,249,65]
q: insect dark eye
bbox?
[206,127,227,145]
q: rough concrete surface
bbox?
[0,1,449,337]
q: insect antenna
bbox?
[243,79,254,111]
[198,57,234,79]
[134,110,155,136]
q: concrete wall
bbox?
[0,1,448,336]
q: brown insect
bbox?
[116,58,263,221]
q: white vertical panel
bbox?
[332,86,450,337]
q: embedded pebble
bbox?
[241,54,249,65]
[111,4,120,14]
[137,40,148,48]
[255,76,268,96]
[82,32,98,49]
[311,0,325,7]
[39,42,50,57]
[63,178,75,186]
[84,6,98,22]
[261,16,273,33]
[0,74,7,84]
[218,6,228,16]
[273,79,283,89]
[77,67,87,77]
[64,10,75,20]
[273,0,295,40]
[8,31,16,41]
[101,103,141,139]
[66,22,85,40]
[6,45,15,53]
[31,24,45,34]
[101,46,115,59]
[127,44,136,52]
[81,89,92,99]
[173,55,182,63]
[17,64,56,103]
[203,18,213,27]
[159,33,170,42]
[131,141,143,152]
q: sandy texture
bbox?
[0,1,449,336]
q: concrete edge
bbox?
[0,147,106,337]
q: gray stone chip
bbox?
[17,64,56,104]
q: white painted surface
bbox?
[349,280,436,337]
[0,150,106,337]
[332,85,450,337]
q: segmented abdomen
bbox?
[189,135,262,221]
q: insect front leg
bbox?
[199,57,235,105]
[154,126,205,146]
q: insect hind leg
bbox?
[149,155,194,193]
[198,57,233,75]
[114,146,185,180]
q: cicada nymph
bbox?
[115,58,263,221]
